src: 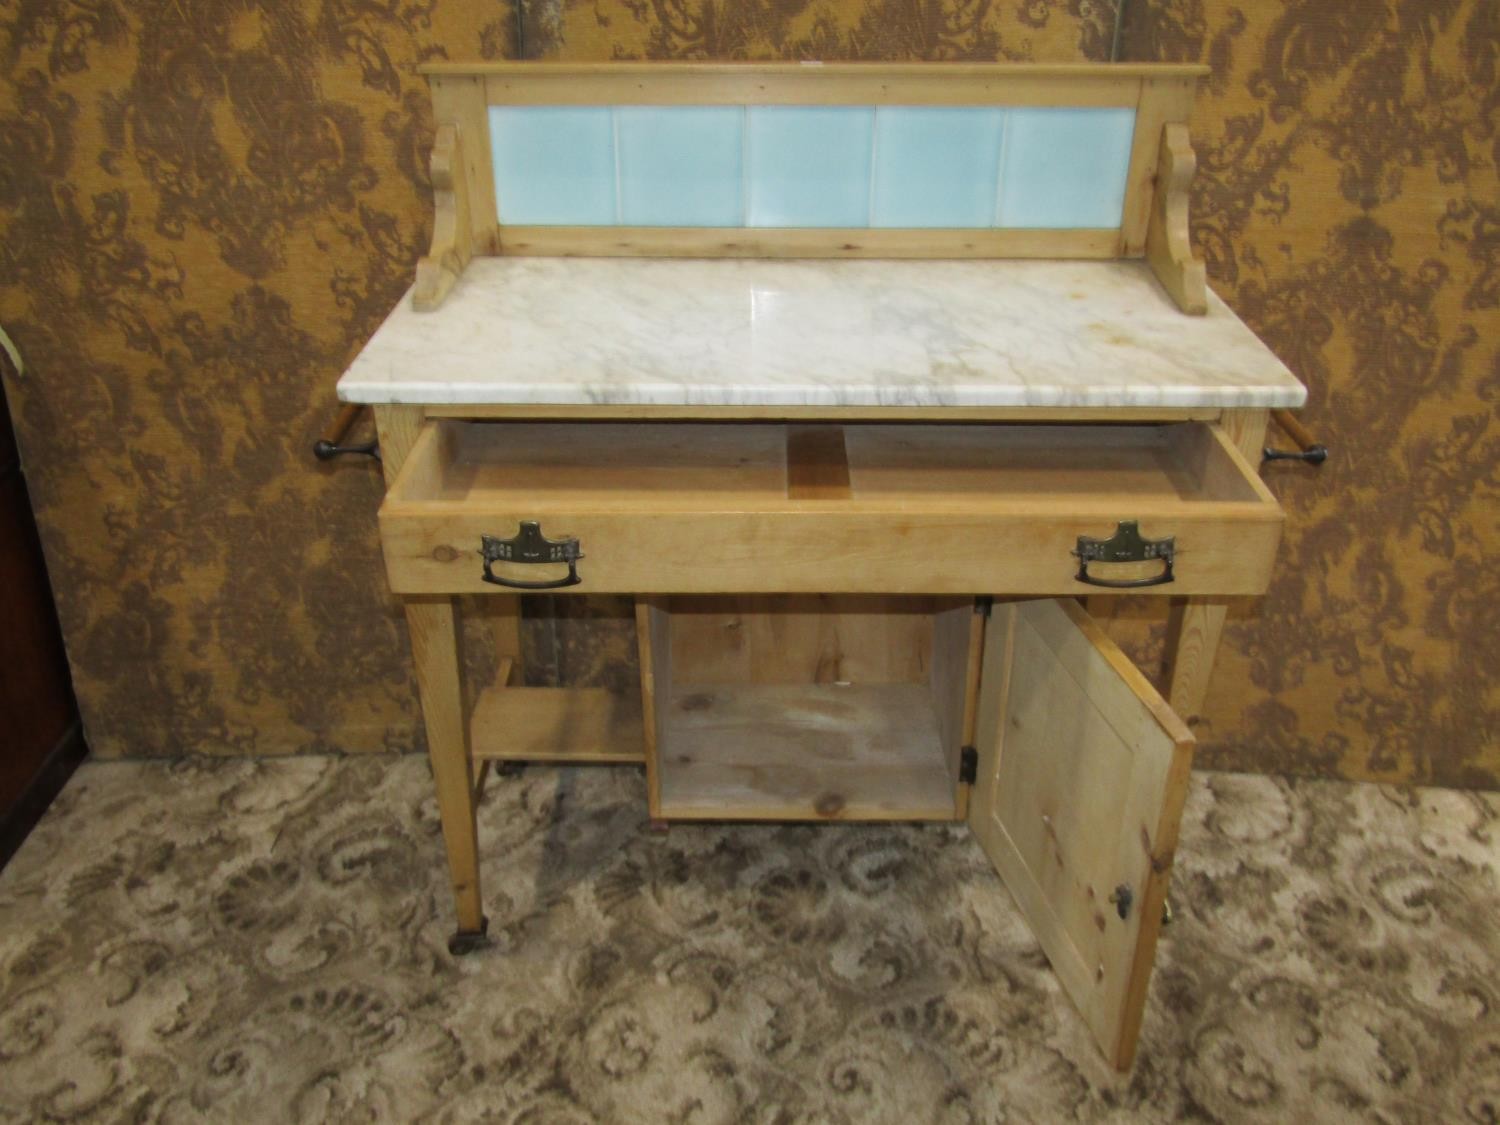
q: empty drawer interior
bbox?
[390,420,1269,509]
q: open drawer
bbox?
[378,419,1282,596]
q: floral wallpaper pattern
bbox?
[0,0,1495,786]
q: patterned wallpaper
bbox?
[0,1,1495,787]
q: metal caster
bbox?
[447,915,490,956]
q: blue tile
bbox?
[617,107,744,227]
[996,107,1136,229]
[746,107,875,228]
[490,106,616,225]
[872,108,1005,228]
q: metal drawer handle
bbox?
[480,522,582,590]
[1073,520,1175,589]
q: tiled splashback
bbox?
[490,105,1136,229]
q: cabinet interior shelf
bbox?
[656,682,959,821]
[639,595,975,823]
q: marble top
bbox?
[337,257,1306,409]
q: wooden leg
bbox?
[635,598,669,821]
[405,596,487,950]
[1163,409,1269,727]
[1164,598,1228,725]
[1081,594,1221,726]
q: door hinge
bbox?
[974,596,993,618]
[959,745,978,785]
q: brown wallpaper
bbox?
[1,1,1495,787]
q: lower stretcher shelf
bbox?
[655,682,959,821]
[471,685,645,763]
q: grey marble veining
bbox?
[337,257,1307,409]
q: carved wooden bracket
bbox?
[1145,122,1207,316]
[412,123,471,312]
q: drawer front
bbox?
[378,420,1284,596]
[380,509,1280,595]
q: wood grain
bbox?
[378,421,1283,596]
[421,404,1221,423]
[930,601,976,812]
[958,602,988,821]
[664,596,943,685]
[786,425,851,500]
[1144,123,1208,315]
[1269,407,1320,452]
[424,59,1210,78]
[408,62,1204,268]
[1163,409,1271,720]
[445,62,1208,109]
[429,74,498,258]
[968,598,1193,1069]
[372,405,425,487]
[656,682,959,821]
[1118,77,1198,257]
[496,227,1122,260]
[405,596,483,933]
[470,684,643,762]
[412,124,470,312]
[635,598,671,818]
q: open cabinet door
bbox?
[969,598,1195,1070]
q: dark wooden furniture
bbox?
[0,372,85,868]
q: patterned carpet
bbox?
[0,757,1495,1123]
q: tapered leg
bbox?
[1164,598,1228,725]
[405,595,487,950]
[1166,408,1269,725]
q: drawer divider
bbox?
[786,424,851,500]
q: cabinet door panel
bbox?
[968,597,1194,1069]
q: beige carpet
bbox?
[0,757,1495,1123]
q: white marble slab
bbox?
[337,257,1306,409]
